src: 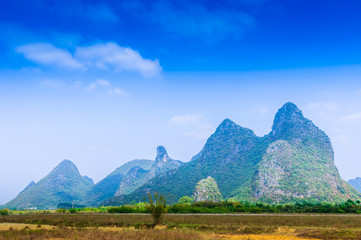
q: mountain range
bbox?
[5,160,94,209]
[4,102,361,209]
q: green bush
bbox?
[107,206,132,213]
[56,208,66,213]
[0,209,9,215]
[68,208,77,214]
[146,192,167,225]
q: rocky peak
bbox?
[269,102,329,143]
[51,159,80,176]
[147,146,182,180]
[155,146,170,163]
[271,102,305,135]
[214,118,256,138]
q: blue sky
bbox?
[1,0,361,204]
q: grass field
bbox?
[1,213,361,239]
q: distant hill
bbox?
[106,102,360,205]
[6,102,360,208]
[104,146,183,205]
[5,160,94,209]
[348,178,361,193]
[84,159,154,206]
[86,146,182,206]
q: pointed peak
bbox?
[278,102,302,115]
[215,118,255,137]
[270,102,330,144]
[215,118,239,133]
[271,102,306,135]
[218,118,237,128]
[155,145,169,163]
[58,159,76,166]
[157,146,168,156]
[53,159,79,174]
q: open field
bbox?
[1,213,361,239]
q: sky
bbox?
[1,0,361,204]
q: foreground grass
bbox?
[2,213,361,239]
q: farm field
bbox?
[1,213,361,239]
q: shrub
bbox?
[56,208,66,213]
[68,208,77,214]
[178,196,194,205]
[0,209,9,215]
[146,192,167,226]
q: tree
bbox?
[178,196,194,205]
[0,209,9,215]
[146,192,167,226]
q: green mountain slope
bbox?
[348,178,361,193]
[106,102,360,205]
[85,159,154,206]
[5,160,94,209]
[247,102,359,203]
[106,119,268,205]
[113,146,183,197]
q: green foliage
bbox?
[55,208,66,213]
[68,208,77,214]
[57,203,85,209]
[178,196,194,205]
[146,193,167,225]
[167,200,361,214]
[0,209,9,215]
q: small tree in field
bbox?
[146,192,167,226]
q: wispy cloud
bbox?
[40,79,67,88]
[76,43,161,77]
[120,0,260,41]
[67,3,119,23]
[87,79,128,96]
[17,42,161,77]
[16,43,84,69]
[96,79,111,87]
[87,82,97,92]
[107,87,127,96]
[169,114,203,126]
[169,114,213,139]
[304,101,341,118]
[340,112,361,122]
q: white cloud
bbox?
[16,43,84,69]
[87,79,127,96]
[17,42,162,77]
[76,42,162,77]
[340,112,361,122]
[108,87,127,96]
[40,79,67,88]
[169,114,213,139]
[305,101,340,112]
[96,79,111,87]
[87,83,97,92]
[184,122,213,139]
[169,114,203,126]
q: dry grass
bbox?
[2,213,361,239]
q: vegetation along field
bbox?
[2,211,361,239]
